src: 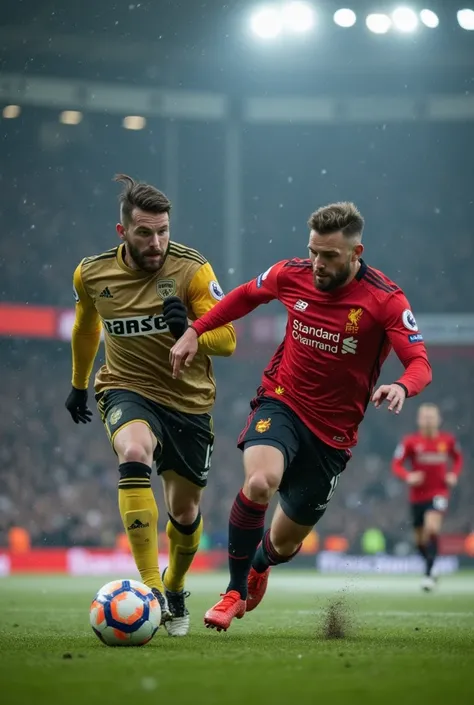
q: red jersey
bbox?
[192,259,432,449]
[392,432,463,503]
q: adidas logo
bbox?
[99,287,113,298]
[127,519,150,531]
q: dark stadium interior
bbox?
[0,0,472,550]
[1,2,474,703]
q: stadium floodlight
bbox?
[123,116,146,130]
[250,5,284,39]
[60,110,83,125]
[366,13,392,34]
[419,9,439,28]
[333,9,357,27]
[392,7,419,32]
[457,9,474,30]
[281,2,315,33]
[2,104,21,119]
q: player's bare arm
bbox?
[445,472,458,488]
[170,327,199,378]
[407,471,425,486]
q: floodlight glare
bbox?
[334,9,357,28]
[457,9,474,30]
[419,9,439,28]
[392,7,419,32]
[366,13,392,34]
[123,116,146,130]
[3,105,21,119]
[250,6,284,39]
[60,110,83,125]
[281,2,315,33]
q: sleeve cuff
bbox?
[394,382,409,398]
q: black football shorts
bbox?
[411,496,448,528]
[238,397,350,526]
[96,388,214,488]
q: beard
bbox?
[126,241,165,273]
[314,259,352,292]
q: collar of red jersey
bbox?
[355,259,368,281]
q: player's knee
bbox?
[245,472,278,504]
[271,536,301,558]
[168,501,200,527]
[118,442,153,466]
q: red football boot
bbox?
[204,590,246,632]
[246,566,270,612]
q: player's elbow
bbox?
[418,356,433,388]
[225,326,237,355]
[391,461,404,478]
[218,325,237,357]
[72,324,102,339]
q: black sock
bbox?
[417,542,428,560]
[227,489,267,599]
[252,529,302,573]
[426,534,439,576]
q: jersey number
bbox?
[326,475,339,502]
[204,443,213,470]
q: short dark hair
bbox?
[114,174,172,224]
[308,202,364,239]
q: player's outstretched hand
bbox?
[371,383,406,414]
[445,472,458,488]
[407,471,424,486]
[163,296,189,340]
[169,328,199,379]
[65,387,93,424]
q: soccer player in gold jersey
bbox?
[65,174,236,635]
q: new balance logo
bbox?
[294,299,308,312]
[127,519,150,531]
[341,336,358,355]
[99,287,113,298]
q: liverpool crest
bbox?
[255,418,272,433]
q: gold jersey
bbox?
[71,242,236,414]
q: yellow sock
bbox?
[164,514,203,592]
[118,485,164,593]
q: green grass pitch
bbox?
[0,572,473,705]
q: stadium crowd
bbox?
[1,118,474,313]
[0,344,472,550]
[0,114,472,550]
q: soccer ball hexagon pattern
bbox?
[90,579,161,646]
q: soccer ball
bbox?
[90,579,161,646]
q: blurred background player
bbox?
[392,403,463,591]
[170,202,432,631]
[65,174,236,634]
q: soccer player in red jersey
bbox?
[392,402,463,591]
[170,202,432,631]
